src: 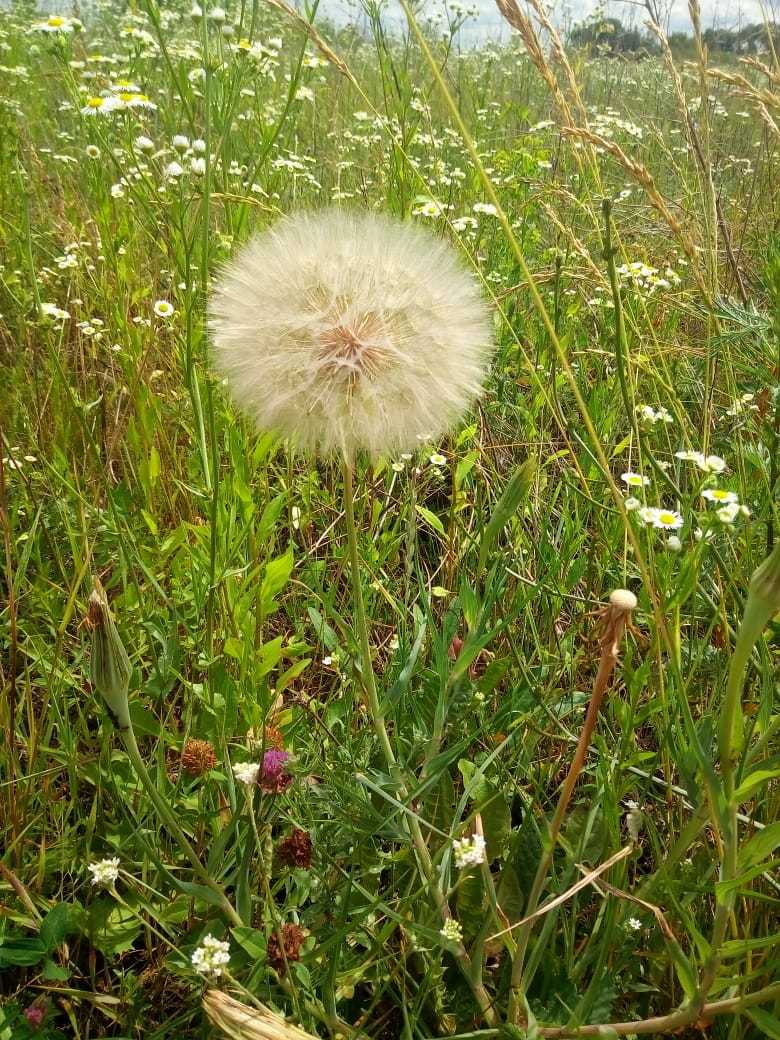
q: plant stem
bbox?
[341,458,496,1026]
[120,722,242,927]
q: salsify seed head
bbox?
[209,208,494,459]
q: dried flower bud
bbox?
[267,923,306,973]
[88,580,132,729]
[277,829,312,869]
[181,738,217,776]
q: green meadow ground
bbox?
[1,2,779,1038]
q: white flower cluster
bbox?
[453,833,487,869]
[637,404,673,425]
[440,918,464,942]
[233,761,261,785]
[88,857,120,887]
[192,934,231,977]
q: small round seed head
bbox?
[609,588,638,611]
[266,923,306,973]
[277,828,313,869]
[209,208,494,459]
[181,738,217,776]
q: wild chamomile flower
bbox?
[172,134,190,152]
[716,502,749,524]
[652,509,683,531]
[192,934,230,977]
[33,14,82,33]
[674,450,726,474]
[702,489,738,504]
[638,506,660,526]
[153,300,175,319]
[209,209,493,459]
[666,535,682,552]
[621,472,649,488]
[440,918,463,942]
[624,496,641,511]
[453,834,487,868]
[41,302,70,321]
[165,161,184,179]
[85,145,101,159]
[191,157,206,175]
[88,857,120,887]
[429,453,447,466]
[81,96,123,116]
[134,135,154,152]
[233,761,261,785]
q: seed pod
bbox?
[88,580,132,730]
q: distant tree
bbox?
[568,15,657,55]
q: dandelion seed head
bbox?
[209,209,494,459]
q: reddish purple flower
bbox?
[260,749,292,793]
[23,1004,46,1029]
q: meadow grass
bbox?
[1,1,779,1038]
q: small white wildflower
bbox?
[453,834,486,868]
[638,506,660,526]
[172,134,190,152]
[440,918,463,942]
[716,502,741,524]
[627,916,642,931]
[191,157,206,175]
[666,535,682,552]
[165,161,184,179]
[154,300,175,318]
[702,489,737,505]
[86,144,101,159]
[233,761,260,785]
[429,453,447,466]
[134,135,154,152]
[192,138,207,154]
[652,509,683,531]
[392,461,405,472]
[699,455,727,475]
[88,857,120,887]
[624,496,641,511]
[621,472,649,488]
[191,934,230,976]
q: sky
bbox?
[317,0,777,39]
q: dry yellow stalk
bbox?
[203,991,320,1040]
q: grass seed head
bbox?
[209,208,494,459]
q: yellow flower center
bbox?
[48,15,64,26]
[658,513,676,525]
[87,97,105,108]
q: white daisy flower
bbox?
[621,472,649,488]
[153,300,175,318]
[702,489,737,504]
[652,509,683,531]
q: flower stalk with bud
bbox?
[87,580,242,927]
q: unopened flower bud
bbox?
[746,543,780,626]
[88,580,132,729]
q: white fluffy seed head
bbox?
[209,208,494,458]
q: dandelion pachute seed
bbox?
[209,208,494,458]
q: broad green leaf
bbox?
[415,504,445,536]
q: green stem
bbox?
[120,723,242,927]
[341,459,496,1026]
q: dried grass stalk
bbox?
[203,991,319,1040]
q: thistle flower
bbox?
[209,209,493,459]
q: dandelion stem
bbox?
[341,459,496,1025]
